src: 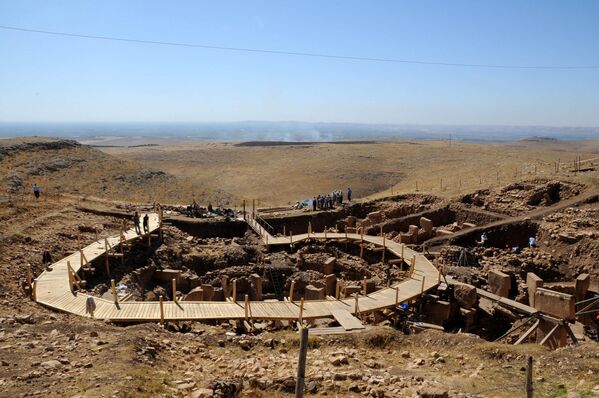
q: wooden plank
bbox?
[331,309,365,331]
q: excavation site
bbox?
[1,138,599,398]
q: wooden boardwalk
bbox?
[33,213,440,322]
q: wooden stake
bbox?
[395,286,399,306]
[335,281,341,300]
[27,264,32,287]
[232,279,237,303]
[359,243,364,259]
[31,279,37,301]
[526,356,533,398]
[159,295,164,324]
[111,279,118,303]
[289,280,296,302]
[172,278,177,303]
[295,327,309,398]
[362,276,367,296]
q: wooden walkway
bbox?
[33,213,440,322]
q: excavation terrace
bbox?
[26,178,599,348]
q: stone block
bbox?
[367,211,384,224]
[575,273,590,302]
[213,287,224,301]
[343,285,361,298]
[360,218,372,228]
[305,285,325,300]
[488,270,511,298]
[324,257,336,275]
[364,279,377,294]
[435,229,453,237]
[534,288,575,321]
[453,284,478,309]
[201,284,214,301]
[419,217,434,234]
[249,274,263,301]
[346,216,357,228]
[324,274,336,296]
[184,287,205,301]
[423,300,451,326]
[460,308,476,329]
[399,232,414,244]
[408,225,419,235]
[526,272,543,307]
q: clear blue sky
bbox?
[1,1,598,126]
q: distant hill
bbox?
[0,137,182,203]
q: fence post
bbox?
[289,280,296,302]
[232,279,237,303]
[526,356,533,398]
[298,297,305,323]
[244,294,249,320]
[295,327,309,398]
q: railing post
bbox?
[232,279,237,303]
[159,295,164,324]
[244,294,249,320]
[526,356,533,398]
[420,276,426,295]
[172,278,177,303]
[395,286,399,306]
[111,279,118,304]
[289,280,296,302]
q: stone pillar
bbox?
[534,288,575,321]
[305,285,325,300]
[201,284,214,301]
[323,257,336,275]
[324,274,336,297]
[575,273,590,302]
[249,273,263,301]
[526,272,543,307]
[488,270,511,298]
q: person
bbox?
[143,213,149,234]
[32,183,40,200]
[312,197,317,211]
[512,245,521,254]
[347,187,352,202]
[480,232,488,246]
[529,236,537,248]
[133,211,141,235]
[208,202,213,213]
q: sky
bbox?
[0,1,599,126]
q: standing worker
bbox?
[133,211,141,235]
[143,213,149,234]
[347,187,352,202]
[32,183,41,200]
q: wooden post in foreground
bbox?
[159,295,164,324]
[526,356,533,398]
[111,279,117,304]
[295,327,309,398]
[172,278,177,303]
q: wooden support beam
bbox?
[172,278,177,303]
[335,281,341,300]
[104,239,110,276]
[539,323,560,346]
[324,227,327,239]
[514,319,540,345]
[290,231,293,247]
[283,225,286,236]
[354,292,360,315]
[362,276,367,296]
[395,286,399,306]
[359,243,364,259]
[420,276,426,295]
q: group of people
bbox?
[133,211,150,235]
[312,187,352,211]
[478,232,538,254]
